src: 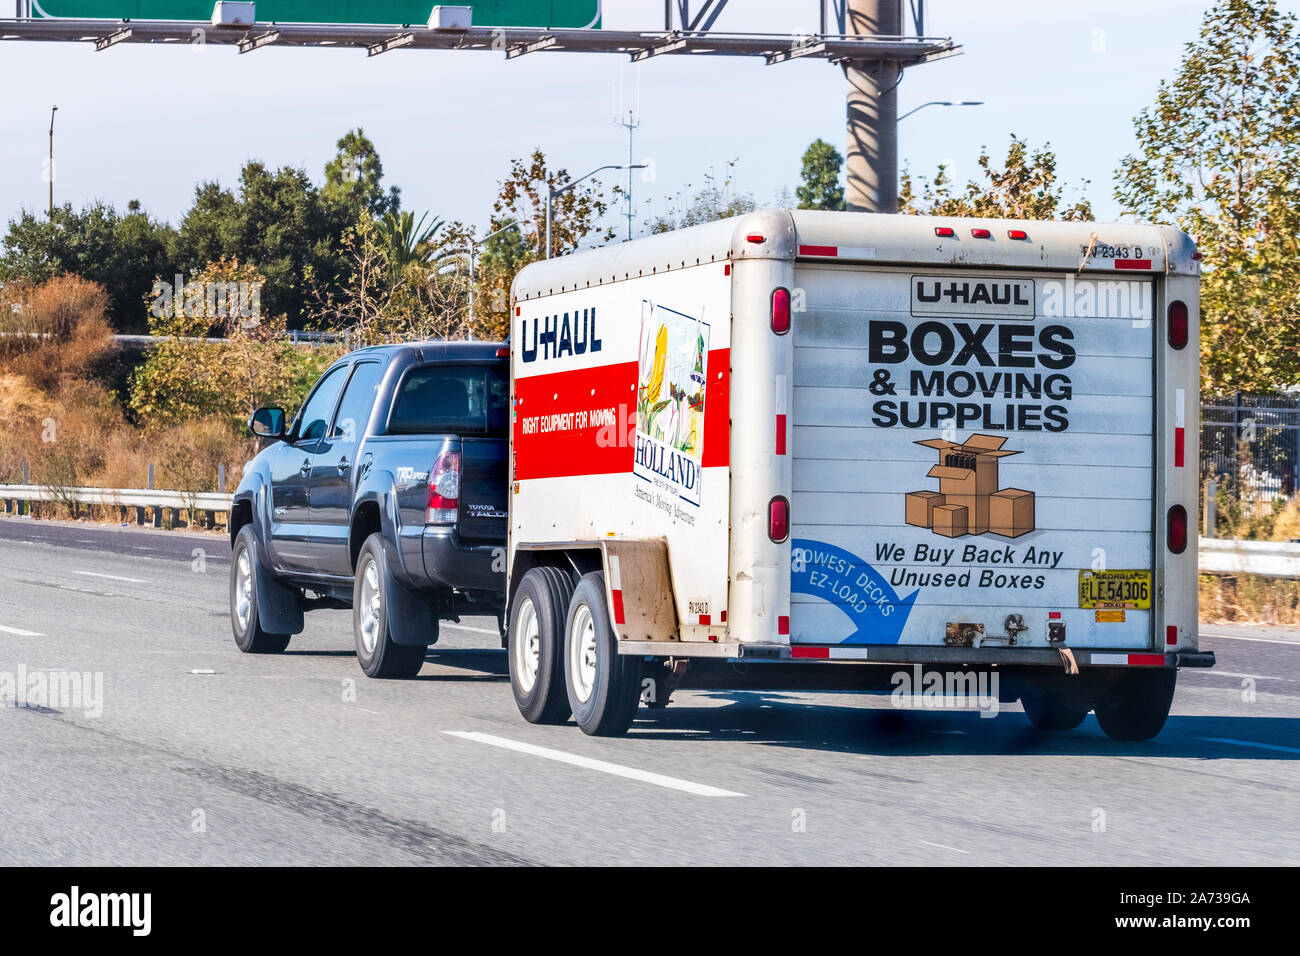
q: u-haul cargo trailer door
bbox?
[789,264,1156,650]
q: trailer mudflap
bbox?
[600,538,680,644]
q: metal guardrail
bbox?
[0,484,233,528]
[1199,537,1300,580]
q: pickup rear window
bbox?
[388,364,509,437]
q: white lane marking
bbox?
[442,623,500,636]
[1194,670,1297,683]
[190,669,216,675]
[73,570,148,584]
[0,624,44,637]
[920,840,969,854]
[1199,737,1300,756]
[443,731,744,797]
[1200,632,1300,647]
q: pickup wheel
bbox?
[1021,692,1089,731]
[565,572,641,737]
[509,566,573,724]
[353,534,426,679]
[1094,669,1176,741]
[230,525,292,654]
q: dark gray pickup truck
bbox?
[229,341,509,678]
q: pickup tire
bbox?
[1021,692,1089,731]
[1094,669,1176,741]
[564,572,641,737]
[509,566,574,724]
[353,533,426,679]
[230,525,292,654]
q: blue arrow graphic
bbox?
[791,539,919,645]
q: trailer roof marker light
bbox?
[1007,229,1029,240]
[970,227,992,239]
[1168,300,1189,349]
[934,227,956,238]
[746,234,766,244]
[771,287,791,335]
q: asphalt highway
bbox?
[1,516,1297,865]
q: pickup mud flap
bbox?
[380,540,441,648]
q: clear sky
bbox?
[0,0,1293,233]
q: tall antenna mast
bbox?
[614,68,641,242]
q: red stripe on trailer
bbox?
[1129,654,1166,666]
[798,244,838,258]
[776,413,787,455]
[778,615,790,636]
[1174,427,1185,467]
[698,614,711,626]
[791,646,827,659]
[1114,259,1152,270]
[611,590,626,625]
[702,348,730,469]
[720,610,726,623]
[1166,625,1178,646]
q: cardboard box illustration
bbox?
[905,490,946,528]
[906,434,1034,538]
[989,488,1035,537]
[932,504,969,538]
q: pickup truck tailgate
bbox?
[458,438,508,541]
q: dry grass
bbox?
[1200,573,1300,625]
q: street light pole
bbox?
[47,105,57,218]
[468,219,520,334]
[546,163,648,260]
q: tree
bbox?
[493,149,614,260]
[175,162,351,328]
[797,139,846,210]
[899,136,1094,221]
[0,201,176,332]
[323,128,401,219]
[649,161,756,233]
[1115,0,1300,392]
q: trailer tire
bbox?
[509,566,574,725]
[565,572,641,737]
[353,534,426,679]
[230,525,292,654]
[1021,692,1089,731]
[1094,669,1176,741]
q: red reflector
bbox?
[1129,654,1166,667]
[724,263,731,276]
[778,615,790,636]
[1008,229,1029,240]
[791,646,827,658]
[1168,300,1189,349]
[934,227,955,238]
[1168,504,1188,554]
[799,244,838,257]
[515,306,521,316]
[771,287,791,334]
[970,228,992,239]
[495,347,509,358]
[768,496,789,543]
[746,234,766,244]
[1166,625,1178,646]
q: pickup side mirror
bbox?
[248,407,287,439]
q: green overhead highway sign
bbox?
[28,1,602,28]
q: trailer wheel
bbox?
[509,566,574,724]
[1021,692,1089,731]
[1094,669,1177,741]
[565,572,641,737]
[230,525,292,654]
[353,534,426,679]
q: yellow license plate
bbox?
[1079,570,1152,610]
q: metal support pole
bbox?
[47,105,56,217]
[844,0,901,213]
[1204,479,1217,538]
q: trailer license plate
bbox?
[1078,570,1152,609]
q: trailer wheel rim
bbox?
[234,549,252,632]
[358,556,382,655]
[569,603,597,704]
[513,596,540,693]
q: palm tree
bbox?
[376,211,449,276]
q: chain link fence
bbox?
[1201,392,1300,537]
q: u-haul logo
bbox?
[519,308,602,364]
[911,276,1035,319]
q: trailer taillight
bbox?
[1167,505,1188,554]
[426,451,461,525]
[1168,300,1189,349]
[771,287,791,335]
[769,496,789,543]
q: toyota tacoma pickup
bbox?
[229,341,509,678]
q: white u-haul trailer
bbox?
[506,209,1211,739]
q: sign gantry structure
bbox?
[1,2,961,213]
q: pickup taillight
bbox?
[426,451,461,525]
